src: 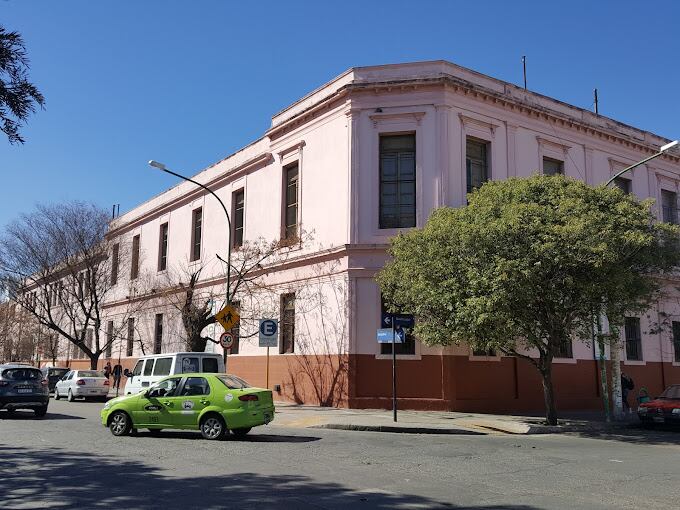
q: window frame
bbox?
[613,177,632,194]
[126,317,135,357]
[661,189,678,224]
[130,234,140,280]
[378,133,416,230]
[279,293,296,354]
[465,136,490,195]
[158,222,169,272]
[378,296,416,357]
[190,207,203,262]
[673,321,680,363]
[232,188,245,249]
[624,316,643,361]
[542,157,564,176]
[282,163,299,241]
[111,243,119,285]
[153,313,163,355]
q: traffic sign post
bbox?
[259,319,278,389]
[378,313,415,423]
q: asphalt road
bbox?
[1,399,679,510]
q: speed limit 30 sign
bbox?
[220,332,235,349]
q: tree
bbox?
[0,201,140,369]
[0,26,45,144]
[378,175,679,425]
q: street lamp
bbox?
[605,140,679,186]
[148,160,232,307]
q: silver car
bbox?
[54,370,110,402]
[0,364,50,417]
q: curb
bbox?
[311,423,486,435]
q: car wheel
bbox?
[67,389,75,402]
[200,414,227,440]
[148,429,163,436]
[54,388,60,400]
[109,411,132,436]
[231,427,251,438]
[34,406,48,418]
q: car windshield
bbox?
[658,386,680,399]
[78,370,105,378]
[49,368,68,377]
[217,374,251,389]
[2,368,43,380]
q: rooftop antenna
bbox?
[111,205,116,219]
[594,88,599,115]
[522,56,527,90]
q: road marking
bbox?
[609,459,623,463]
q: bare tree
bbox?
[0,201,140,369]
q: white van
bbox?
[123,352,225,395]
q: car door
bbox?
[159,376,211,429]
[56,371,70,394]
[139,359,156,390]
[125,360,144,394]
[139,377,182,427]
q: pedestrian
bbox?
[104,361,112,380]
[621,372,635,413]
[112,362,123,390]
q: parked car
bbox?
[123,352,224,396]
[637,384,680,426]
[102,373,274,440]
[54,370,110,402]
[0,364,49,417]
[41,367,69,392]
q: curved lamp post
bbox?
[605,140,678,186]
[148,160,232,306]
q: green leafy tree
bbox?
[0,26,45,144]
[378,175,679,425]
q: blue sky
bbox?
[1,0,679,228]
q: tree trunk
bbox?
[595,315,611,422]
[540,357,558,425]
[609,332,624,420]
[89,354,99,370]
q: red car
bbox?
[638,384,680,425]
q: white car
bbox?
[54,370,110,402]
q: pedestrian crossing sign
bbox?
[215,305,240,330]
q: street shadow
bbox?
[0,445,541,510]
[568,423,680,446]
[134,430,321,443]
[0,410,85,421]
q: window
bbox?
[283,164,299,240]
[554,338,573,358]
[543,157,563,176]
[280,293,295,354]
[85,329,93,352]
[143,359,155,376]
[77,273,84,300]
[466,137,489,194]
[661,190,678,224]
[613,177,631,194]
[126,318,134,357]
[227,300,240,355]
[153,313,163,354]
[217,374,251,389]
[130,235,140,280]
[379,298,416,355]
[191,208,202,261]
[181,377,210,396]
[153,357,172,376]
[379,134,416,229]
[232,189,245,249]
[624,317,642,361]
[202,357,218,373]
[111,243,119,285]
[131,360,143,376]
[673,322,680,363]
[149,377,180,397]
[158,222,168,271]
[105,321,113,358]
[181,357,200,373]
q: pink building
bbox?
[88,60,680,413]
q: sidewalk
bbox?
[270,402,638,435]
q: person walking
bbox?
[103,361,112,380]
[112,362,123,391]
[621,372,635,413]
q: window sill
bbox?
[624,360,646,366]
[375,354,421,361]
[553,357,577,364]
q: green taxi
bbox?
[101,373,274,440]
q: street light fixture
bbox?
[605,140,679,186]
[147,160,233,308]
